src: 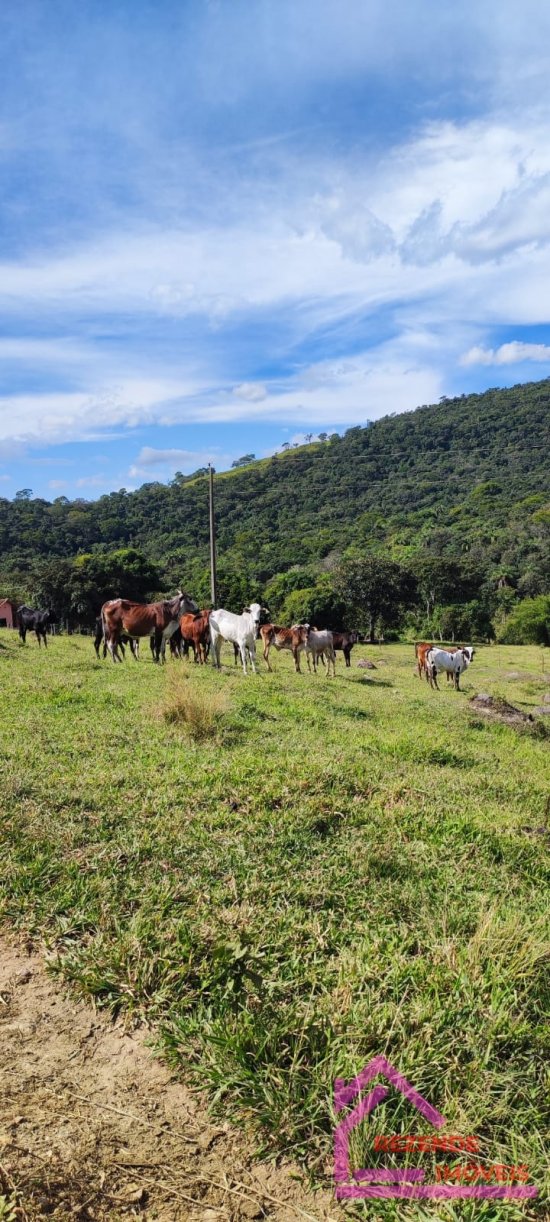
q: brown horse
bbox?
[101,591,197,662]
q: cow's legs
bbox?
[292,646,301,673]
[239,643,248,674]
[210,628,222,669]
[263,642,273,671]
[19,626,27,645]
[248,641,257,674]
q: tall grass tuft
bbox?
[158,671,229,741]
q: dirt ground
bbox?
[0,933,338,1222]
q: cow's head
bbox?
[244,602,263,624]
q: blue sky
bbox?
[2,0,550,500]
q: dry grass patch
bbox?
[158,670,229,741]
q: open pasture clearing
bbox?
[1,632,549,1220]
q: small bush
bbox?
[158,673,228,741]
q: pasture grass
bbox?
[1,631,549,1220]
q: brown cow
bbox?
[260,623,309,673]
[331,630,361,668]
[415,641,434,680]
[179,609,211,664]
[102,591,197,662]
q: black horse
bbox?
[17,605,51,646]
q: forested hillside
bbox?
[2,379,549,641]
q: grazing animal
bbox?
[306,628,336,677]
[426,646,475,691]
[209,603,269,674]
[415,641,435,679]
[331,630,360,668]
[259,623,310,672]
[93,616,139,660]
[101,591,197,663]
[179,609,211,664]
[17,605,51,647]
[415,641,463,680]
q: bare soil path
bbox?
[0,934,337,1222]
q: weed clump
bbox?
[159,672,228,741]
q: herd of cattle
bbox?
[15,596,476,689]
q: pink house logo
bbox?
[333,1055,537,1200]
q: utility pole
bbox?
[208,463,217,607]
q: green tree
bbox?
[497,595,550,645]
[333,553,417,641]
[69,548,160,621]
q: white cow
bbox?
[306,628,336,677]
[209,603,268,674]
[426,646,475,690]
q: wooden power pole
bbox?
[208,463,217,607]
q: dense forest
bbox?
[1,379,549,642]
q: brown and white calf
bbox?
[416,641,462,681]
[259,623,309,672]
[426,646,475,690]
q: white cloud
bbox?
[129,446,234,479]
[232,382,267,402]
[461,341,550,366]
[318,192,395,263]
[48,479,67,489]
[2,107,550,460]
[0,378,198,446]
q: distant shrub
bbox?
[497,595,550,646]
[159,673,228,741]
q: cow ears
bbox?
[243,606,251,614]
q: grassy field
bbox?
[1,630,549,1220]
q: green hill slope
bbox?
[1,379,549,635]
